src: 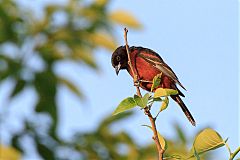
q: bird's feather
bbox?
[138,52,186,90]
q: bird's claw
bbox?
[134,80,140,87]
[133,75,140,87]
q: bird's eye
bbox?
[116,56,121,61]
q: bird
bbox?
[111,46,196,126]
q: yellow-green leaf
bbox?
[151,73,162,92]
[80,8,99,21]
[142,125,167,150]
[0,144,21,160]
[109,10,142,29]
[88,32,117,51]
[113,97,137,115]
[51,30,72,41]
[154,88,178,98]
[71,47,97,69]
[94,0,108,6]
[134,93,149,108]
[45,5,59,15]
[160,97,169,112]
[157,132,167,151]
[189,128,225,158]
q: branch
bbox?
[229,146,240,160]
[124,28,164,160]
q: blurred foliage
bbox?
[0,0,141,159]
[58,112,212,160]
[0,145,21,160]
[0,0,237,160]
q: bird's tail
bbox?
[171,95,196,126]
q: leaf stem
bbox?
[124,28,164,160]
[225,142,232,155]
[155,110,161,119]
[229,146,240,160]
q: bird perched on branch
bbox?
[111,46,196,126]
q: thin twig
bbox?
[124,28,138,85]
[229,146,240,160]
[124,28,164,160]
[225,141,232,155]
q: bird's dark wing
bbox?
[137,49,186,90]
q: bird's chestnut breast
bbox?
[127,50,173,91]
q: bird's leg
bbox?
[133,75,140,87]
[139,79,153,83]
[134,77,152,87]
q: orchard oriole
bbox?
[111,46,196,126]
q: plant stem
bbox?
[229,146,240,160]
[225,142,232,155]
[124,28,164,160]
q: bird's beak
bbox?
[115,63,121,75]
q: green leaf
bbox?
[11,134,23,153]
[134,93,149,108]
[34,70,58,136]
[154,88,178,98]
[143,93,150,104]
[133,95,142,107]
[151,73,162,92]
[142,125,167,150]
[36,140,55,160]
[153,97,162,102]
[160,97,169,112]
[10,79,25,97]
[189,128,225,158]
[113,97,137,115]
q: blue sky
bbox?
[0,0,239,159]
[58,0,239,159]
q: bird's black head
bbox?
[111,46,129,75]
